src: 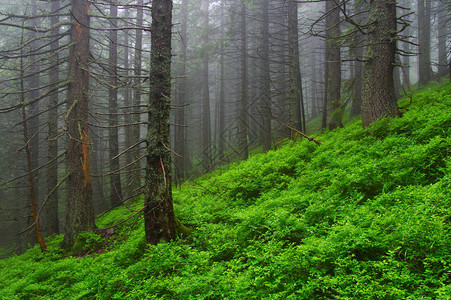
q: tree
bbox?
[437,0,449,78]
[259,0,271,152]
[201,0,212,170]
[323,0,343,130]
[238,0,248,160]
[418,0,432,85]
[144,0,176,245]
[288,0,304,133]
[108,2,123,207]
[46,0,60,235]
[62,0,96,248]
[361,0,400,128]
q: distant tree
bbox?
[62,0,96,248]
[144,0,176,245]
[201,0,211,170]
[361,0,400,127]
[108,2,123,208]
[288,0,305,133]
[259,0,271,152]
[238,0,248,160]
[437,0,449,78]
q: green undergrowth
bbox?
[1,81,450,299]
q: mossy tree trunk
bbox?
[62,0,96,248]
[144,0,176,245]
[361,0,400,128]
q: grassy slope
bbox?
[1,81,450,299]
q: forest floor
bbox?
[0,80,450,299]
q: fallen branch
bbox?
[271,116,323,145]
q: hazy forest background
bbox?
[0,0,449,255]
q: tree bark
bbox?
[218,0,226,159]
[201,0,212,171]
[361,0,400,128]
[174,0,188,183]
[437,0,448,78]
[46,0,60,235]
[144,0,176,245]
[62,0,96,248]
[323,0,342,130]
[108,3,123,207]
[238,0,248,160]
[418,0,432,85]
[259,0,271,152]
[288,0,304,133]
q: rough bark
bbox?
[144,0,176,245]
[323,0,342,130]
[361,0,400,128]
[46,0,60,235]
[62,0,96,248]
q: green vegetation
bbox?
[1,81,450,299]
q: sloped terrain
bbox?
[1,81,450,299]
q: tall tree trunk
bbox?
[218,0,226,160]
[288,0,304,133]
[238,0,248,160]
[437,0,448,78]
[259,0,271,151]
[109,3,123,207]
[174,0,188,183]
[123,9,133,196]
[418,0,432,85]
[323,0,342,130]
[350,10,364,118]
[144,0,176,245]
[401,0,411,87]
[62,0,96,248]
[46,0,60,235]
[202,0,211,170]
[131,0,144,198]
[361,0,400,128]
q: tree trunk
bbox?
[361,0,400,128]
[46,0,60,235]
[323,0,342,130]
[174,0,188,183]
[123,9,133,196]
[108,3,123,207]
[418,0,432,85]
[62,0,96,248]
[130,0,144,198]
[238,0,248,160]
[259,0,271,151]
[288,0,304,133]
[144,0,176,245]
[437,0,448,78]
[201,0,212,171]
[218,0,226,159]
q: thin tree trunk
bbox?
[437,0,448,78]
[45,0,60,235]
[109,3,123,207]
[218,0,226,159]
[144,0,176,245]
[238,0,248,160]
[260,0,271,151]
[62,0,96,248]
[202,0,211,170]
[123,9,133,196]
[174,0,188,183]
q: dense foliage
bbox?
[1,81,450,299]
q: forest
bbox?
[0,0,450,298]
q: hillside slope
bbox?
[1,81,450,299]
